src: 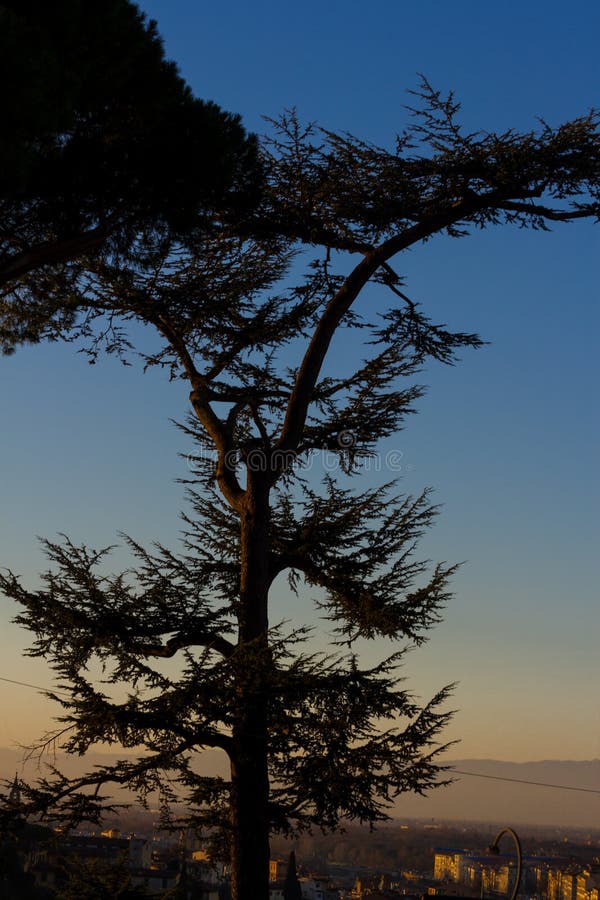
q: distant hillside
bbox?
[1,749,598,828]
[391,758,600,828]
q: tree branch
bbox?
[496,199,596,221]
[0,223,111,288]
[249,402,272,448]
[11,734,232,822]
[275,195,484,459]
[139,629,236,660]
[153,313,202,384]
[188,386,245,508]
[150,315,245,504]
[274,177,582,463]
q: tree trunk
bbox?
[230,477,271,900]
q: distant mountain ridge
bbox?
[392,758,600,827]
[1,750,598,828]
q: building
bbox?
[300,874,340,899]
[434,850,468,883]
[576,864,600,900]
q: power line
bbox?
[451,768,600,795]
[1,674,599,795]
[0,675,69,696]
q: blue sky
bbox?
[0,0,598,763]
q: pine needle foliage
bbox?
[0,0,261,294]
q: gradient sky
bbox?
[0,0,598,765]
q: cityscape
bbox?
[2,784,599,900]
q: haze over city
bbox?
[1,0,598,828]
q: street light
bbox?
[488,826,523,900]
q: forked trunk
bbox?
[230,478,271,900]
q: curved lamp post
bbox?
[488,826,523,900]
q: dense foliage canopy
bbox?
[0,0,261,294]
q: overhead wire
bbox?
[450,768,600,795]
[0,674,69,696]
[1,674,599,795]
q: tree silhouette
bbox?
[1,83,599,900]
[283,851,302,900]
